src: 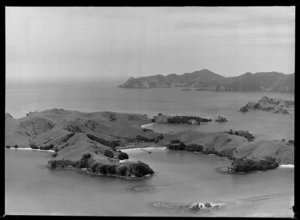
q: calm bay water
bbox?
[5,149,294,216]
[5,81,294,216]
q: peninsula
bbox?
[5,109,294,177]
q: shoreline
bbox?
[5,147,55,153]
[140,123,157,128]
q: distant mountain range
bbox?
[119,69,294,93]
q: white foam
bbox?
[140,123,156,128]
[279,164,294,168]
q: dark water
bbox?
[5,149,294,216]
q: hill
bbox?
[119,69,294,93]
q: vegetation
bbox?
[30,143,40,149]
[5,145,11,149]
[230,156,279,173]
[104,150,114,158]
[185,144,203,152]
[167,116,212,124]
[128,162,154,177]
[143,128,153,132]
[118,152,129,160]
[86,134,120,150]
[225,130,255,141]
[240,106,248,113]
[40,144,54,150]
[14,145,19,148]
[48,154,154,178]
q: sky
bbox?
[6,7,295,82]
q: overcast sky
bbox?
[6,7,295,82]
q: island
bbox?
[118,69,294,93]
[152,113,212,125]
[5,109,294,177]
[239,96,294,114]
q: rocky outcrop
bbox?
[214,116,228,123]
[239,96,294,114]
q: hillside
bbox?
[5,109,162,162]
[119,69,294,93]
[119,69,225,89]
[160,130,294,164]
[5,109,294,175]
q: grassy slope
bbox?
[5,109,160,162]
[161,130,294,164]
[5,109,294,165]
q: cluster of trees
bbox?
[226,130,255,141]
[230,156,279,173]
[48,153,154,178]
[86,134,120,150]
[49,153,94,169]
[135,134,164,143]
[104,150,114,158]
[167,140,236,160]
[30,143,56,151]
[5,144,19,148]
[167,116,212,124]
[167,140,203,152]
[143,128,154,132]
[118,151,129,160]
[61,132,75,143]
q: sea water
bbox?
[5,80,294,216]
[5,149,293,216]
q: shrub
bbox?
[14,145,18,148]
[30,143,39,149]
[5,145,11,149]
[129,162,154,177]
[170,139,181,143]
[117,166,128,176]
[81,153,92,160]
[118,152,129,160]
[100,164,108,175]
[143,128,153,132]
[136,135,151,142]
[104,150,114,158]
[106,165,117,175]
[151,118,155,122]
[158,134,164,140]
[52,152,58,158]
[40,144,54,150]
[202,147,217,154]
[185,144,203,152]
[54,148,59,153]
[288,140,294,145]
[49,160,57,169]
[167,142,186,150]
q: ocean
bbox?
[5,80,294,216]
